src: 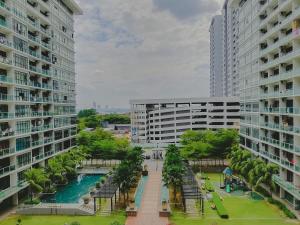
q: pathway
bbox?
[125,160,168,225]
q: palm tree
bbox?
[25,168,49,202]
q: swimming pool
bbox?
[43,174,102,203]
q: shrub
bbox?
[95,182,101,189]
[205,180,215,192]
[110,221,122,225]
[212,192,229,219]
[267,198,296,219]
[70,222,81,225]
[24,198,40,205]
[255,186,271,198]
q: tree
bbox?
[77,109,97,118]
[181,141,211,160]
[163,145,185,202]
[25,168,49,201]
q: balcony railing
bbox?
[273,175,300,199]
[0,165,15,177]
[0,75,13,83]
[0,181,28,201]
[0,147,15,158]
[261,122,300,134]
[261,107,300,115]
[28,34,40,43]
[0,112,14,119]
[0,56,12,65]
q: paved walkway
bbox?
[125,160,168,225]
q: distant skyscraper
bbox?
[209,15,224,97]
[209,0,240,97]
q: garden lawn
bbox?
[171,173,300,225]
[0,213,126,225]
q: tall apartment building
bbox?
[239,0,300,210]
[130,97,240,147]
[222,0,240,97]
[210,15,224,97]
[209,1,240,97]
[0,0,82,208]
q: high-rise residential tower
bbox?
[239,0,300,211]
[222,0,240,97]
[210,1,240,98]
[0,0,82,207]
[210,15,224,97]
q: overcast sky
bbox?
[74,0,224,109]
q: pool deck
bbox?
[125,160,168,225]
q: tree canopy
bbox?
[180,129,239,160]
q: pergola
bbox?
[181,163,204,214]
[90,176,119,212]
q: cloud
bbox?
[152,0,220,20]
[74,0,222,109]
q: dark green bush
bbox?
[24,198,40,205]
[212,192,229,219]
[267,198,296,219]
[255,186,271,198]
[70,222,81,225]
[205,180,215,192]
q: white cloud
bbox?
[74,0,223,109]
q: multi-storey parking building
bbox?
[239,0,300,211]
[0,0,82,208]
[130,97,240,146]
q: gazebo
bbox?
[90,176,119,212]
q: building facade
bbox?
[239,0,300,210]
[210,0,240,98]
[222,0,240,97]
[130,97,240,146]
[210,15,224,97]
[0,0,81,207]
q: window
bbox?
[13,19,27,36]
[15,71,28,85]
[14,54,28,69]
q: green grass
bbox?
[171,173,300,225]
[0,213,126,225]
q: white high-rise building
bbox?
[0,0,82,207]
[210,15,224,97]
[210,1,240,98]
[222,0,240,97]
[239,0,300,211]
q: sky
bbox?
[74,0,224,109]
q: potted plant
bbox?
[83,196,90,205]
[162,199,168,211]
[95,182,101,189]
[142,164,148,176]
[129,199,135,210]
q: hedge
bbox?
[267,198,297,219]
[205,180,215,192]
[212,192,229,219]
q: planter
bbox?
[83,197,90,205]
[162,201,167,211]
[129,200,135,210]
[142,170,148,176]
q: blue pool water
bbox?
[43,174,102,203]
[134,176,148,208]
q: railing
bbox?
[0,182,28,201]
[272,175,300,199]
[0,165,15,176]
[29,49,40,58]
[0,1,10,11]
[261,107,300,115]
[0,75,13,83]
[31,140,44,147]
[44,137,53,144]
[44,151,54,157]
[0,19,9,28]
[0,56,12,65]
[0,147,15,158]
[0,112,14,119]
[261,122,300,134]
[28,33,40,43]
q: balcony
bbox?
[0,56,12,65]
[273,175,300,199]
[0,165,15,177]
[28,34,40,43]
[260,122,300,134]
[0,147,15,158]
[32,154,44,162]
[0,18,9,29]
[0,1,10,11]
[0,112,14,119]
[44,137,53,144]
[0,93,13,101]
[29,49,40,58]
[44,151,54,157]
[0,181,28,202]
[259,136,300,154]
[31,139,43,147]
[0,75,13,84]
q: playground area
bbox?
[170,172,299,225]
